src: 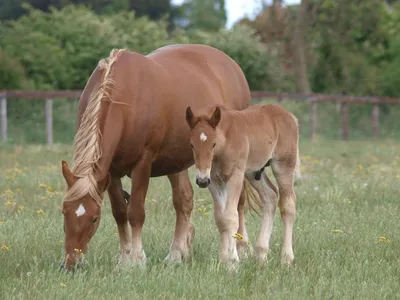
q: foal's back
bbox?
[225,103,298,150]
[220,103,298,171]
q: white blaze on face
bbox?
[200,132,208,142]
[75,204,86,217]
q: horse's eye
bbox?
[92,217,99,224]
[213,143,216,149]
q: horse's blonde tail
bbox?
[242,178,263,216]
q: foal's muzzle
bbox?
[196,176,210,188]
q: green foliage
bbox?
[0,4,275,92]
[175,0,227,31]
[187,25,290,91]
[0,4,172,90]
[310,0,392,96]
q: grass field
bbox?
[0,140,399,299]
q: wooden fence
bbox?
[1,90,399,144]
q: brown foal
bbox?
[186,103,300,269]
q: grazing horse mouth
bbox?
[60,253,86,271]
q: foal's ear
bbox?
[185,106,196,129]
[209,106,221,128]
[61,160,77,187]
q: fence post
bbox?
[310,99,317,141]
[341,102,349,140]
[1,96,7,142]
[372,104,379,138]
[277,94,283,104]
[45,99,53,145]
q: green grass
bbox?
[0,140,399,299]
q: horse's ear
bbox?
[186,106,196,129]
[98,173,111,193]
[61,160,77,187]
[209,106,221,128]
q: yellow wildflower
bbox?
[1,245,10,251]
[378,236,391,244]
[331,229,342,233]
[39,184,47,188]
[0,221,5,225]
[17,205,24,212]
[60,283,67,287]
[233,233,244,240]
[47,186,53,192]
[36,209,45,216]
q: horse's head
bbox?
[60,160,110,271]
[185,106,221,188]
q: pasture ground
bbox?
[0,140,399,299]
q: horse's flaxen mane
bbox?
[63,49,124,207]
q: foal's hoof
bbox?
[237,241,254,259]
[281,251,294,265]
[164,248,188,264]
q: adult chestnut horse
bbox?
[60,44,251,270]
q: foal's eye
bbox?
[92,217,99,224]
[213,143,216,149]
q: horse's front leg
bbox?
[107,176,132,268]
[209,171,244,270]
[127,154,152,267]
[164,169,195,263]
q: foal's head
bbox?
[185,106,221,188]
[60,160,110,271]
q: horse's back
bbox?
[147,44,250,110]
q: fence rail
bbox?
[1,90,399,144]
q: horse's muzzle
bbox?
[196,176,210,188]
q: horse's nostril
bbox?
[207,178,211,185]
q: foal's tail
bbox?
[294,145,301,181]
[242,178,263,216]
[290,112,301,181]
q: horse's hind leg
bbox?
[108,175,132,268]
[245,172,278,263]
[271,158,297,264]
[164,169,195,263]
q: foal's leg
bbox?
[107,176,132,267]
[236,184,253,257]
[127,156,153,267]
[164,169,195,263]
[245,172,278,263]
[209,172,243,270]
[272,159,297,264]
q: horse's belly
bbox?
[150,149,194,177]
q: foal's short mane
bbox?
[63,49,124,207]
